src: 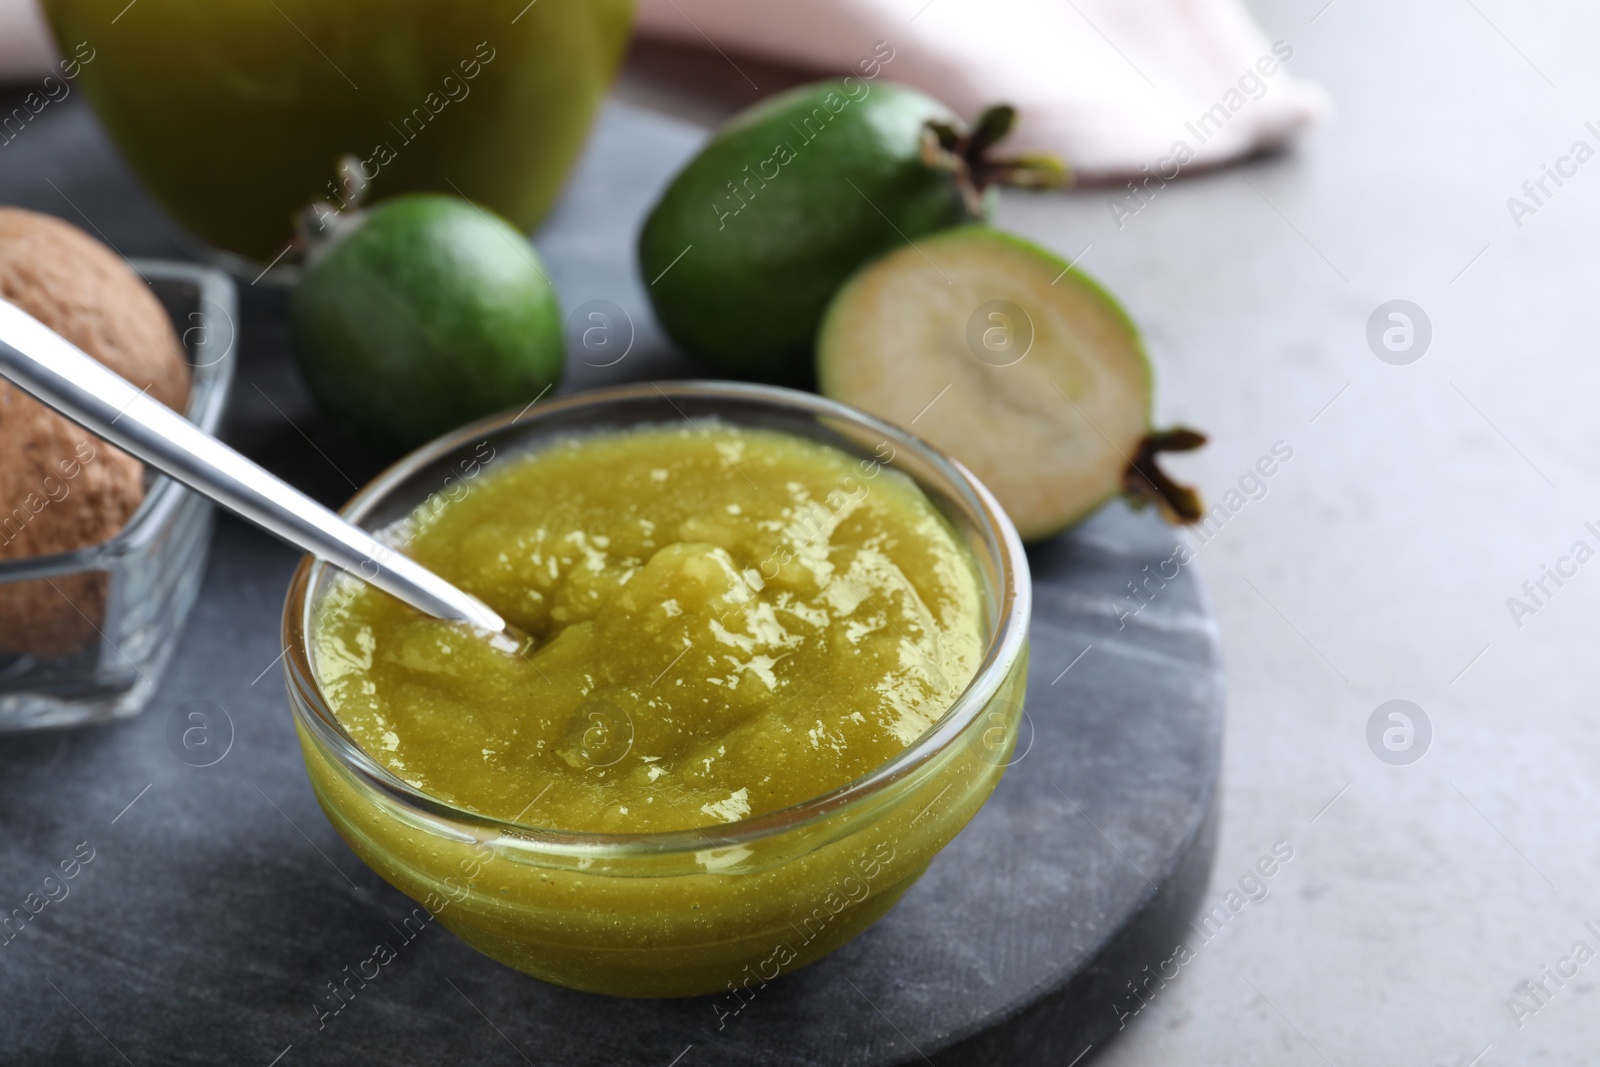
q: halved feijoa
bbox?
[817,227,1203,541]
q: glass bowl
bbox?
[0,260,236,732]
[282,382,1031,998]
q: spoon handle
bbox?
[0,298,506,633]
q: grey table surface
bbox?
[6,0,1600,1061]
[998,4,1597,1066]
[0,60,1227,1067]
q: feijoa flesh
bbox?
[817,227,1204,541]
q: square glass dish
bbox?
[0,260,236,732]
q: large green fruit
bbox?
[818,227,1204,542]
[40,0,636,262]
[292,194,564,452]
[639,80,1061,383]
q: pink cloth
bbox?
[1,0,1327,178]
[0,0,52,83]
[635,0,1328,178]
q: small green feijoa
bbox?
[292,194,564,453]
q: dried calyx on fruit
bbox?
[919,105,1069,217]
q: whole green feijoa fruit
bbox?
[292,194,564,453]
[639,80,1064,384]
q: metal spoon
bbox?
[0,297,515,642]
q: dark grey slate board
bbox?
[0,91,1223,1066]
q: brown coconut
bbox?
[0,208,190,659]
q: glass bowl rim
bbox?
[282,380,1031,856]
